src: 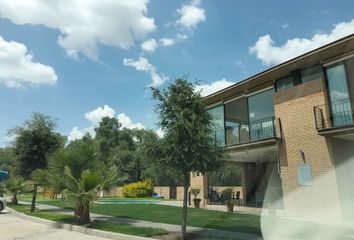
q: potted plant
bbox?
[225,199,237,212]
[191,188,201,208]
[222,188,234,212]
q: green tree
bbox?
[5,175,28,204]
[63,165,119,224]
[10,112,64,212]
[95,117,121,165]
[139,129,182,186]
[151,79,224,240]
[0,147,18,173]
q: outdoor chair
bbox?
[234,191,241,205]
[210,190,220,204]
[220,192,231,204]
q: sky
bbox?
[0,0,354,146]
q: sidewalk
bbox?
[21,201,262,240]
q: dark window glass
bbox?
[326,63,353,126]
[224,97,249,145]
[276,76,293,92]
[248,88,275,140]
[207,105,225,146]
[344,57,354,110]
[301,65,323,83]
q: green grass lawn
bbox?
[21,197,261,235]
[10,204,75,223]
[89,204,261,234]
[9,203,168,237]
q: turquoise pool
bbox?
[95,199,162,204]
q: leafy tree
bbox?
[151,79,224,239]
[140,130,182,186]
[0,147,18,173]
[95,117,121,165]
[209,162,242,186]
[5,174,28,204]
[63,165,119,224]
[36,136,120,224]
[10,112,64,212]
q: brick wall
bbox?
[274,78,342,219]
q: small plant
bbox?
[222,188,235,212]
[225,199,237,212]
[190,188,200,199]
[190,188,201,208]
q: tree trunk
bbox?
[74,202,84,216]
[30,184,38,212]
[11,192,18,205]
[77,203,90,225]
[181,173,189,240]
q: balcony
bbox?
[224,117,281,148]
[314,98,354,133]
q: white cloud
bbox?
[250,19,354,65]
[159,38,174,47]
[195,79,234,97]
[235,60,247,74]
[117,113,145,130]
[68,105,145,142]
[67,126,95,142]
[156,128,164,138]
[0,0,156,60]
[176,0,206,30]
[123,57,167,87]
[282,23,290,29]
[0,36,57,88]
[141,38,158,52]
[84,105,116,125]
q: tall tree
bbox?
[10,112,64,212]
[0,147,18,173]
[95,117,121,165]
[151,79,224,240]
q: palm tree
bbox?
[63,166,119,224]
[5,175,28,204]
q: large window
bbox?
[248,88,275,141]
[276,76,293,92]
[301,65,323,83]
[224,97,249,145]
[326,62,353,126]
[207,105,225,146]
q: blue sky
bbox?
[0,0,354,145]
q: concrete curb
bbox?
[7,207,158,240]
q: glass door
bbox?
[326,63,353,127]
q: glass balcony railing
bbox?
[224,117,280,147]
[314,98,354,131]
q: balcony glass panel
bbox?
[207,105,225,146]
[225,97,249,145]
[248,88,275,141]
[326,63,353,126]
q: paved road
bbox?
[0,211,110,240]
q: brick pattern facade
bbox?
[274,78,342,219]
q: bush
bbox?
[123,179,154,198]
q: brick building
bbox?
[190,34,354,220]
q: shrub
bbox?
[123,179,154,198]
